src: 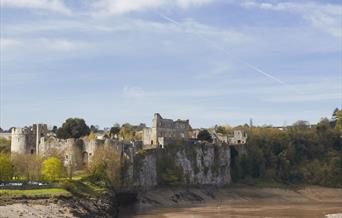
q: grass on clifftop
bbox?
[0,188,71,197]
[61,179,107,198]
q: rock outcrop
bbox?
[132,144,231,188]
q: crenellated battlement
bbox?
[11,127,32,135]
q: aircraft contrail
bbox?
[157,12,299,90]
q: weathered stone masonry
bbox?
[143,113,192,149]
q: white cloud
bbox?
[1,0,71,14]
[92,0,215,16]
[241,1,342,37]
[1,37,90,56]
[42,38,87,51]
[176,0,214,9]
[121,83,277,99]
[0,38,22,48]
[179,19,249,45]
[4,17,249,50]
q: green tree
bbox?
[335,109,342,131]
[197,129,213,142]
[232,113,341,187]
[41,157,62,181]
[0,154,13,181]
[156,153,184,185]
[52,125,58,133]
[215,125,232,135]
[316,118,331,132]
[329,108,338,127]
[0,138,11,153]
[332,108,339,120]
[119,123,134,141]
[110,126,120,139]
[88,147,121,187]
[216,126,226,134]
[90,125,99,133]
[56,118,90,139]
[293,120,310,129]
[246,145,265,178]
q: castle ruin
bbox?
[143,113,192,149]
[10,124,103,166]
[7,115,247,170]
[11,124,48,155]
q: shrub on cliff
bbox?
[197,130,213,143]
[157,152,184,185]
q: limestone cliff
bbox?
[132,144,231,188]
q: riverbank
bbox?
[121,185,342,217]
[0,180,118,218]
[0,194,118,218]
[1,185,341,217]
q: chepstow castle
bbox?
[3,113,247,166]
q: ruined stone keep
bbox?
[143,113,192,149]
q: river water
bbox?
[122,202,342,218]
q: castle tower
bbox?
[151,113,161,145]
[11,128,30,154]
[33,124,48,155]
[11,124,48,155]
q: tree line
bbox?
[0,146,121,187]
[231,109,342,187]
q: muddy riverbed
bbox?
[122,202,342,218]
[121,186,342,218]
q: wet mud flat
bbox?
[121,186,342,218]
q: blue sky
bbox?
[0,0,341,129]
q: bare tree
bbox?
[12,153,43,180]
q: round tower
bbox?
[11,128,29,154]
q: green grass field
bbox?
[0,188,71,197]
[0,170,107,199]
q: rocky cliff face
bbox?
[132,144,231,188]
[133,151,157,187]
